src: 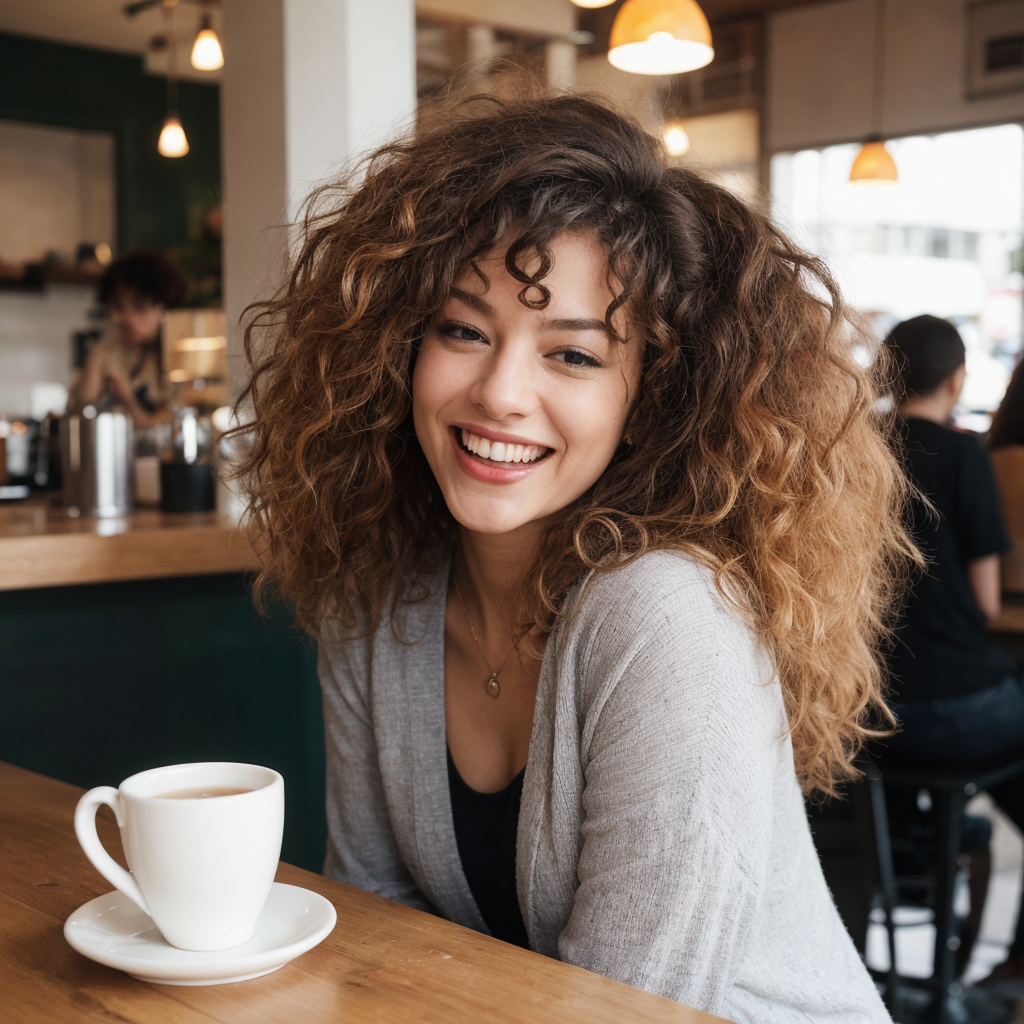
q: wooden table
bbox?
[991,594,1024,635]
[0,499,256,590]
[0,762,725,1024]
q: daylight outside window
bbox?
[771,124,1024,432]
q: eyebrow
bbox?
[447,289,611,337]
[449,288,495,316]
[543,317,611,336]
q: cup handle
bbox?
[74,786,150,916]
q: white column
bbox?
[465,24,498,77]
[221,0,417,389]
[545,40,576,91]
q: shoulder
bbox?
[570,549,751,645]
[991,444,1024,471]
[561,550,771,710]
[555,552,785,777]
[904,417,973,454]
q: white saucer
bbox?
[64,882,337,985]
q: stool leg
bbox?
[932,786,967,1024]
[866,765,903,1017]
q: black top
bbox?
[446,748,529,948]
[889,417,1016,700]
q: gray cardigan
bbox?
[319,550,890,1023]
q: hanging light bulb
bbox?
[663,120,690,157]
[608,0,713,75]
[849,138,897,184]
[158,115,190,157]
[156,2,189,158]
[191,13,224,71]
[570,0,617,6]
[850,1,897,184]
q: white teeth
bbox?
[459,430,547,465]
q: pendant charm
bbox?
[485,673,501,699]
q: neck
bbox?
[900,395,953,426]
[455,523,545,635]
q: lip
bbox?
[453,422,551,449]
[448,427,552,484]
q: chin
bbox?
[444,495,544,537]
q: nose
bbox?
[468,338,539,423]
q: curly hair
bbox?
[98,248,189,309]
[238,89,915,797]
[989,359,1024,450]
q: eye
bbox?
[436,320,485,343]
[551,347,602,369]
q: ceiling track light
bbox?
[608,0,714,76]
[125,0,224,71]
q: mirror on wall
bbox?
[0,120,117,422]
[0,119,115,279]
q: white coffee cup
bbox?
[74,762,284,952]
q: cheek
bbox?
[412,341,457,443]
[557,382,632,462]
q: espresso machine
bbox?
[159,310,228,513]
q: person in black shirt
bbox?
[885,315,1024,983]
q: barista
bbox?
[68,249,188,428]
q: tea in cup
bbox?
[74,762,284,952]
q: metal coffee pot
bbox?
[61,407,135,518]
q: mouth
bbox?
[453,427,553,468]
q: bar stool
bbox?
[865,756,1024,1024]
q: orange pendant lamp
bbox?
[849,139,897,183]
[608,0,714,76]
[849,0,897,184]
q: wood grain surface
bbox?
[0,761,728,1024]
[991,595,1024,636]
[0,500,256,590]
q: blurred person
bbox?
[238,90,915,1021]
[989,360,1024,593]
[883,315,1024,983]
[68,249,188,428]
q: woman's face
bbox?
[109,290,163,346]
[413,232,641,539]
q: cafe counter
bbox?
[0,499,256,590]
[0,499,326,873]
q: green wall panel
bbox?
[0,31,221,254]
[0,574,326,872]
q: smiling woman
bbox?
[413,234,640,540]
[237,87,914,1022]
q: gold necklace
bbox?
[452,572,514,699]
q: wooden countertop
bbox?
[992,594,1024,635]
[0,761,726,1024]
[0,499,257,590]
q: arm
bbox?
[318,624,434,911]
[67,343,110,411]
[958,439,1010,617]
[104,365,168,429]
[558,558,777,1012]
[967,554,1001,620]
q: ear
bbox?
[946,363,967,400]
